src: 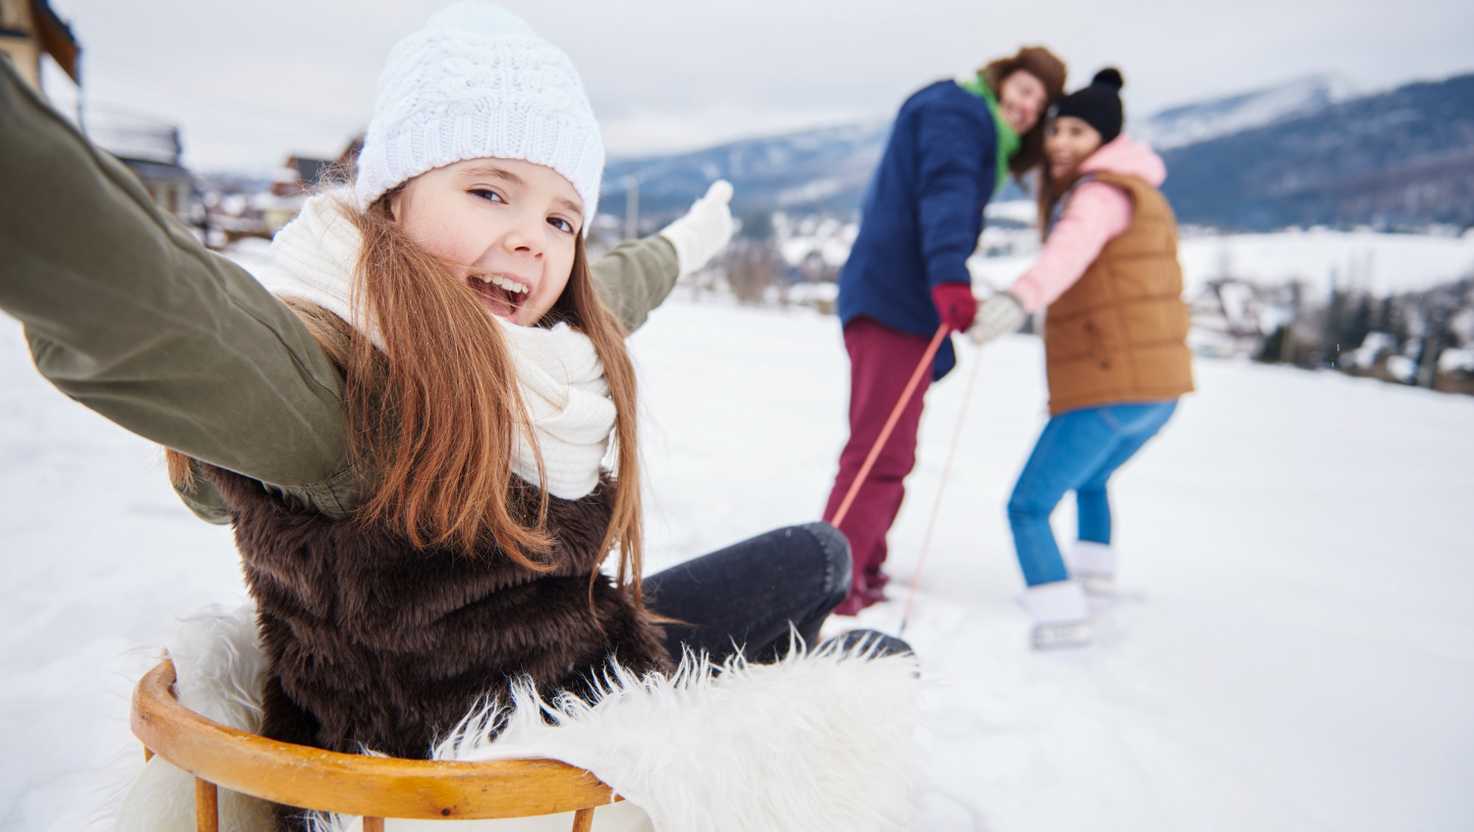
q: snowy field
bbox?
[971,218,1474,298]
[2,297,1472,831]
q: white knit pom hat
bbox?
[354,2,603,225]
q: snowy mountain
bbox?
[602,121,891,226]
[603,71,1474,232]
[1133,73,1357,149]
[602,74,1362,225]
[1160,72,1474,230]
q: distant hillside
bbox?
[601,72,1474,232]
[1135,73,1356,149]
[603,121,891,223]
[1160,73,1474,230]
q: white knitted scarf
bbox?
[250,192,614,500]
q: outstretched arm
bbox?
[591,180,734,333]
[0,62,355,513]
[590,236,681,334]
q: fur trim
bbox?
[169,604,270,730]
[116,606,276,832]
[118,607,919,832]
[206,465,672,762]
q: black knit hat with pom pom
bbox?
[1054,68,1125,144]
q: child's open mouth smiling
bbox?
[468,272,530,321]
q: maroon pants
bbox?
[823,318,934,596]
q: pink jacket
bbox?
[1009,136,1168,313]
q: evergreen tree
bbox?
[1373,296,1394,333]
[1344,294,1374,350]
[1256,325,1288,365]
[1323,285,1349,367]
[1387,296,1412,343]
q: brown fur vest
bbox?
[1043,171,1195,415]
[205,466,672,761]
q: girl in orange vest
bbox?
[971,69,1195,649]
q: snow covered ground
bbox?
[2,297,1472,831]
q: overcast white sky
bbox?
[39,0,1474,172]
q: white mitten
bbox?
[659,180,735,276]
[967,292,1027,345]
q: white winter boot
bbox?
[1022,580,1092,650]
[1066,540,1117,597]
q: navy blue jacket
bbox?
[837,80,999,379]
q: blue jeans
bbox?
[645,523,913,662]
[1007,401,1178,587]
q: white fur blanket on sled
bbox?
[116,605,920,832]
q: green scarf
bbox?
[959,75,1022,195]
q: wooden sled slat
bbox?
[132,659,619,823]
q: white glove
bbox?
[659,180,735,276]
[968,292,1027,345]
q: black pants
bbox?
[645,522,911,663]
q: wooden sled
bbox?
[131,658,619,832]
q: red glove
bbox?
[931,283,978,332]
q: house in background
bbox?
[2,1,198,224]
[273,155,334,196]
[257,138,364,233]
[259,154,333,232]
[0,0,79,93]
[92,110,198,224]
[86,103,197,221]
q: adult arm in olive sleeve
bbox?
[0,61,356,515]
[589,235,681,334]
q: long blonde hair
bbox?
[168,193,648,604]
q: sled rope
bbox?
[899,336,985,636]
[826,323,951,529]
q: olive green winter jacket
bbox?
[0,60,681,523]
